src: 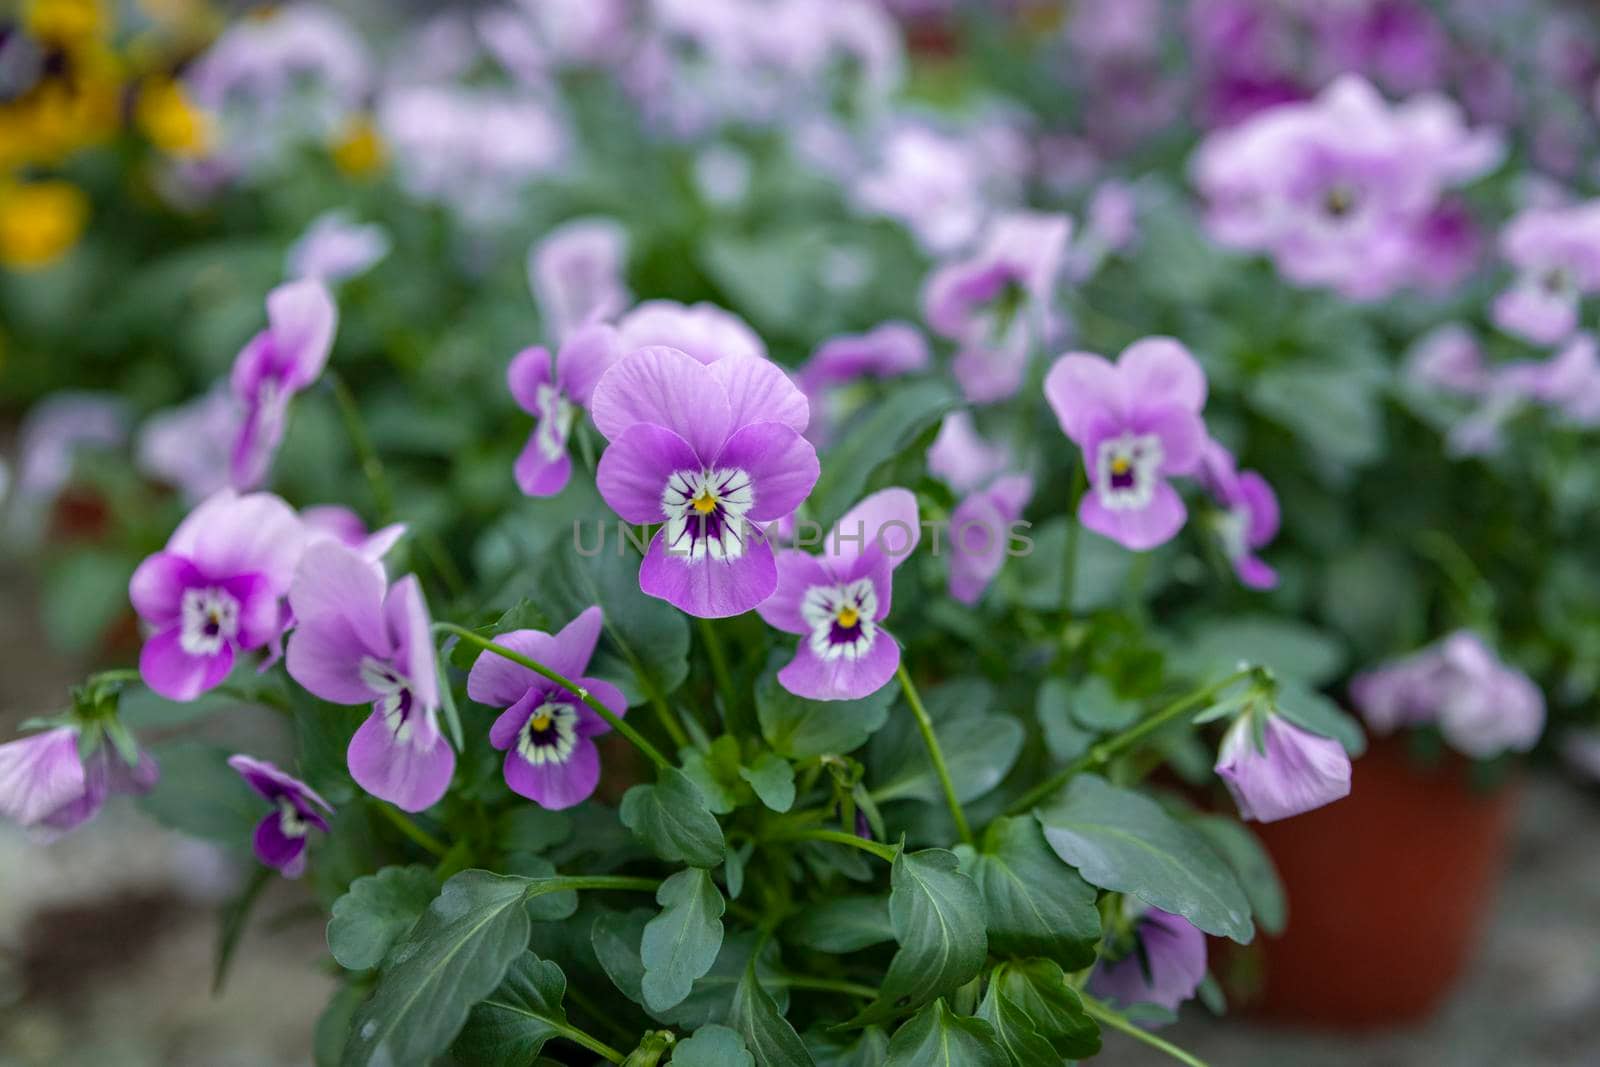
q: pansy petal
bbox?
[947,493,1009,606]
[266,278,338,392]
[707,355,809,433]
[507,346,554,414]
[1045,352,1124,444]
[824,487,921,573]
[1119,336,1207,412]
[503,736,601,810]
[589,346,730,458]
[347,711,455,812]
[253,812,309,876]
[290,541,388,641]
[1079,479,1188,552]
[1132,405,1208,476]
[0,728,87,828]
[488,691,540,751]
[714,422,820,523]
[1237,471,1280,547]
[596,423,699,523]
[129,552,203,626]
[556,322,624,406]
[385,576,439,712]
[141,627,235,702]
[515,434,573,497]
[755,550,836,635]
[571,677,628,737]
[639,530,777,618]
[168,489,305,590]
[552,606,605,678]
[778,628,900,702]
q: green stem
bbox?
[1006,668,1256,815]
[1081,995,1210,1067]
[436,623,672,770]
[698,617,737,718]
[1060,460,1087,616]
[327,372,396,522]
[772,976,879,999]
[897,663,973,846]
[765,827,898,863]
[476,998,625,1064]
[525,875,661,898]
[650,692,691,751]
[373,802,448,858]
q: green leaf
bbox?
[869,679,1023,805]
[328,865,439,971]
[990,959,1100,1059]
[1034,775,1254,942]
[620,766,727,868]
[592,907,651,1005]
[136,741,261,843]
[955,816,1099,967]
[1063,676,1140,732]
[739,752,796,812]
[497,807,576,854]
[314,983,369,1067]
[784,895,895,954]
[756,659,895,759]
[1250,365,1385,468]
[884,1000,1007,1067]
[454,952,571,1067]
[660,931,788,1031]
[810,379,956,530]
[805,1027,890,1067]
[341,870,532,1067]
[723,842,750,901]
[537,541,692,706]
[728,965,814,1067]
[642,869,727,1014]
[1035,679,1095,763]
[673,1024,754,1067]
[975,982,1058,1067]
[849,849,987,1026]
[1188,815,1286,936]
[1271,678,1367,757]
[1171,615,1347,687]
[680,736,745,815]
[503,855,580,921]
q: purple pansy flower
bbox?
[465,607,628,810]
[130,489,306,701]
[528,217,630,342]
[286,211,390,283]
[508,322,624,498]
[1044,338,1209,552]
[286,543,451,813]
[302,505,407,562]
[229,279,339,490]
[946,474,1032,606]
[1195,440,1279,590]
[136,386,240,504]
[1089,908,1208,1014]
[1490,201,1600,346]
[228,755,333,879]
[756,488,920,701]
[1215,712,1350,823]
[927,412,1011,496]
[591,345,820,618]
[923,211,1073,404]
[0,728,158,835]
[1404,323,1490,397]
[1350,631,1545,759]
[615,300,767,364]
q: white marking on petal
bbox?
[179,586,242,656]
[516,701,579,766]
[1094,432,1163,512]
[660,466,756,562]
[802,577,879,662]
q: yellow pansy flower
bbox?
[0,180,90,270]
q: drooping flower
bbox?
[130,489,305,701]
[796,322,929,446]
[286,210,390,283]
[1490,201,1600,346]
[136,386,240,504]
[0,728,158,835]
[592,345,819,618]
[507,322,624,497]
[615,299,767,364]
[1195,439,1279,590]
[756,488,919,701]
[1044,337,1209,552]
[229,279,338,490]
[923,211,1073,403]
[465,607,627,809]
[1350,631,1545,759]
[228,754,333,878]
[1215,712,1350,822]
[528,217,630,342]
[286,543,451,812]
[946,475,1032,606]
[1089,907,1208,1014]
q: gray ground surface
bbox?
[2,563,1597,1065]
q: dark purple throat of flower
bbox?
[662,465,755,561]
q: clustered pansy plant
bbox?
[3,1,1595,1065]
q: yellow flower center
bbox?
[1110,456,1131,476]
[692,491,718,515]
[531,710,552,732]
[331,115,386,177]
[836,606,860,629]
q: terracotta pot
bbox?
[1238,734,1520,1027]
